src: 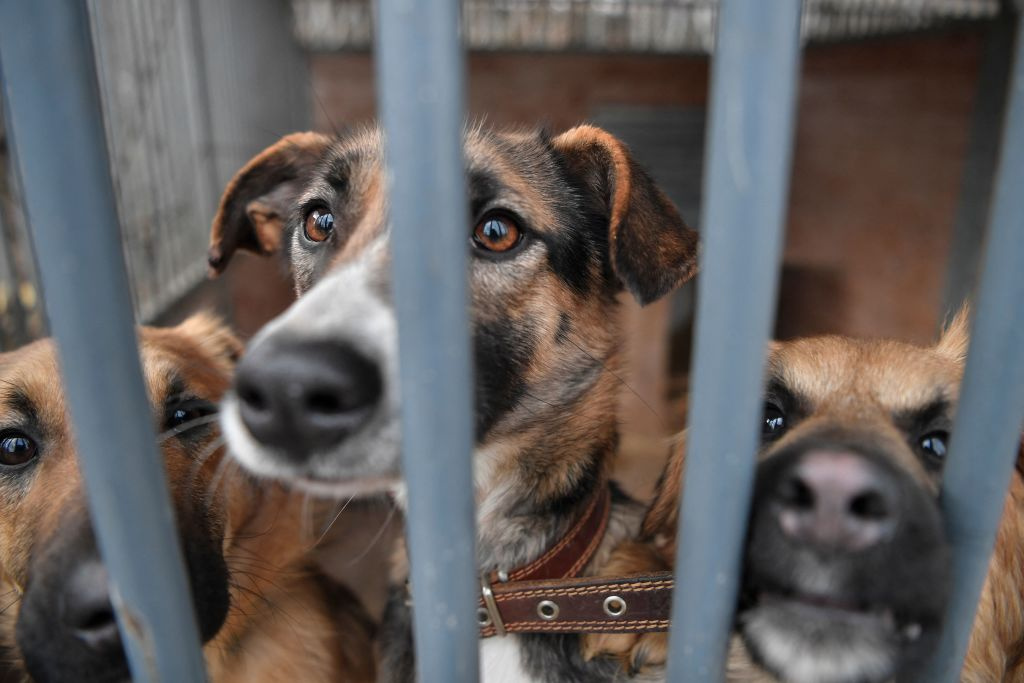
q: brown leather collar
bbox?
[479,571,674,637]
[493,485,612,585]
[477,486,673,637]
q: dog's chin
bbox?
[739,590,927,683]
[220,396,402,499]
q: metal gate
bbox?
[0,1,1022,682]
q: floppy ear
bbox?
[935,304,971,363]
[551,125,699,305]
[174,313,244,365]
[207,132,333,276]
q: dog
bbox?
[206,123,700,681]
[585,310,1024,682]
[0,315,375,683]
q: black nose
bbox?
[234,339,382,461]
[771,450,899,553]
[62,560,120,653]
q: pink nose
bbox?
[774,450,898,553]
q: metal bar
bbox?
[375,1,479,682]
[940,10,1015,317]
[667,2,803,681]
[0,2,207,682]
[921,10,1024,681]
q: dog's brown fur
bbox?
[585,311,1024,682]
[0,315,375,683]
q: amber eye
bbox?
[0,431,38,468]
[472,215,522,253]
[304,209,335,243]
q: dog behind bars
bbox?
[205,123,699,681]
[587,310,1024,682]
[0,315,375,683]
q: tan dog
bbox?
[586,311,1024,682]
[0,315,375,683]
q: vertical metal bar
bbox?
[667,2,803,681]
[921,11,1024,682]
[375,1,479,682]
[0,2,207,682]
[940,10,1016,317]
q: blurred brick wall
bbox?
[310,29,982,345]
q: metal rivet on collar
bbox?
[497,570,509,583]
[477,607,492,627]
[603,595,627,617]
[537,600,559,621]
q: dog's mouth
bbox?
[739,581,931,683]
[748,588,916,635]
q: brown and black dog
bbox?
[586,311,1024,682]
[0,315,375,683]
[206,124,699,681]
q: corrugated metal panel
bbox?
[293,0,1001,53]
[88,0,218,321]
[190,0,311,192]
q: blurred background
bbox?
[0,0,1014,503]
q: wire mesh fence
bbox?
[292,0,1001,52]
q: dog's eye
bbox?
[919,431,948,462]
[0,431,38,468]
[304,209,335,243]
[472,215,521,253]
[164,399,217,433]
[762,404,787,440]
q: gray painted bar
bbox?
[0,1,207,681]
[667,1,803,680]
[375,1,480,681]
[921,10,1024,681]
[941,10,1015,317]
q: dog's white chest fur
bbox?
[480,636,536,683]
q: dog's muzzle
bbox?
[740,442,950,683]
[234,338,383,463]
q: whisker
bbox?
[563,333,667,429]
[345,498,399,568]
[314,494,355,547]
[158,413,221,443]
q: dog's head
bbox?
[736,316,967,683]
[612,316,967,681]
[209,125,698,499]
[0,315,243,683]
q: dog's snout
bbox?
[62,560,120,653]
[772,450,898,553]
[235,339,382,460]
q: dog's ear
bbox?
[551,125,699,305]
[175,313,244,365]
[208,132,332,276]
[935,304,971,363]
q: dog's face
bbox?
[208,125,698,500]
[737,321,966,683]
[0,316,242,683]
